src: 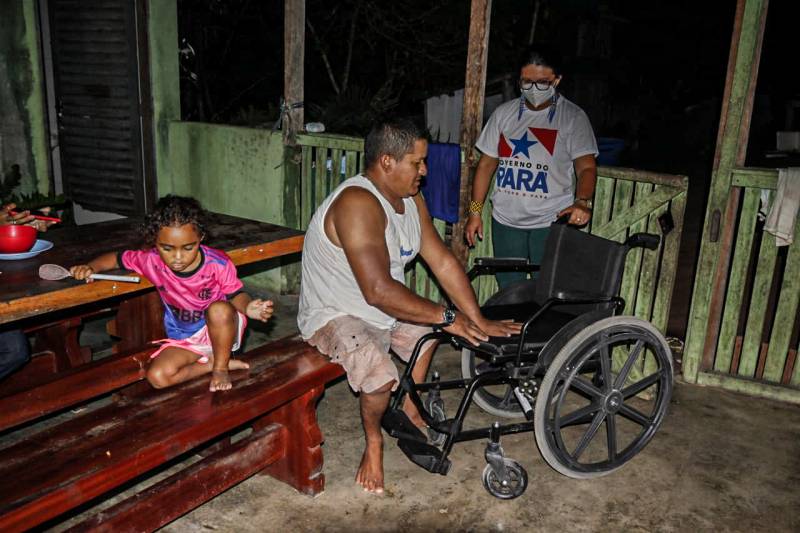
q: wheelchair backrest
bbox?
[534,223,629,313]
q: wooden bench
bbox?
[0,336,344,532]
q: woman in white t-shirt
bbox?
[465,46,598,288]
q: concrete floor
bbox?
[16,291,795,532]
[142,294,800,533]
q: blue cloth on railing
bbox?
[421,142,461,223]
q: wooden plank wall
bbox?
[696,168,800,399]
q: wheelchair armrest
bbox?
[626,232,660,250]
[548,292,625,311]
[473,257,538,269]
[552,290,611,301]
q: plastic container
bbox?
[0,224,37,253]
[596,137,626,166]
[305,122,326,133]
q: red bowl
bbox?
[0,224,37,253]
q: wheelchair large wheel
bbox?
[534,316,673,479]
[461,348,523,419]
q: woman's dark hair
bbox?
[142,195,207,245]
[364,119,426,169]
[518,45,564,76]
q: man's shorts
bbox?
[306,315,436,393]
[150,311,248,363]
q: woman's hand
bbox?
[246,298,274,322]
[558,201,592,226]
[0,204,34,227]
[465,215,484,247]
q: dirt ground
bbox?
[153,296,800,533]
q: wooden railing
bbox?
[296,133,365,229]
[688,167,800,399]
[296,134,688,335]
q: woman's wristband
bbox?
[468,200,484,216]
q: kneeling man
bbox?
[298,119,520,494]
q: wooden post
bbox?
[284,0,305,145]
[451,0,492,265]
[683,0,769,381]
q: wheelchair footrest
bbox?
[398,439,452,475]
[381,408,428,444]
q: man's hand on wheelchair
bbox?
[558,201,592,227]
[444,313,521,346]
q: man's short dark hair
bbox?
[518,45,564,76]
[364,119,426,169]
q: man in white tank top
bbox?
[298,120,520,494]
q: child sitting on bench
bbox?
[70,195,273,392]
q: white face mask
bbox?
[522,85,555,107]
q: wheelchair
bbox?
[382,218,674,499]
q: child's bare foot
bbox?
[355,440,385,494]
[209,369,232,391]
[228,359,249,371]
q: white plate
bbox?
[0,240,54,260]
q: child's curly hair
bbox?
[142,195,207,245]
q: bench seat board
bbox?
[0,337,343,532]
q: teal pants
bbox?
[491,219,551,289]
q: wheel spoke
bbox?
[570,375,604,399]
[572,410,606,460]
[606,413,617,461]
[618,403,652,428]
[559,402,602,427]
[621,371,661,399]
[614,340,644,389]
[599,338,612,391]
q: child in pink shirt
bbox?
[70,195,273,392]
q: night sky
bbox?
[177,0,795,177]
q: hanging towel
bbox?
[764,167,800,246]
[421,143,461,223]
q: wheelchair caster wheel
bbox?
[424,395,447,447]
[482,459,528,499]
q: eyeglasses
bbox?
[519,78,555,91]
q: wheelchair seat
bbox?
[458,300,579,357]
[456,222,635,359]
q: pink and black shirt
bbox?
[120,245,243,340]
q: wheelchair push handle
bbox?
[625,232,660,250]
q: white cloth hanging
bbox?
[764,167,800,246]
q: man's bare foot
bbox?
[402,397,426,429]
[228,359,249,370]
[355,440,384,494]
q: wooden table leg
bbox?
[109,291,165,353]
[33,317,91,371]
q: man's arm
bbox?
[329,188,492,345]
[415,195,520,338]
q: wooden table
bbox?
[0,213,303,383]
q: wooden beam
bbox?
[683,0,769,381]
[283,0,305,145]
[451,0,492,265]
[66,425,286,532]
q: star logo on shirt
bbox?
[510,132,538,158]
